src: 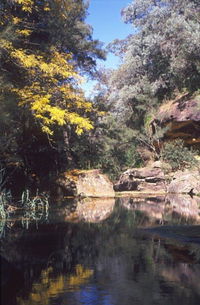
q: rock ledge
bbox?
[114,165,166,193]
[55,169,115,198]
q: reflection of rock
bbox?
[74,198,115,223]
[119,196,167,224]
[160,263,200,294]
[119,194,200,224]
[166,194,200,221]
[2,199,200,305]
[164,244,195,263]
[167,170,200,194]
[55,169,114,198]
[53,198,115,223]
[114,166,166,193]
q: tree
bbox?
[68,68,143,180]
[108,0,200,129]
[0,0,105,188]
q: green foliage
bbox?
[0,0,106,186]
[21,189,49,210]
[21,190,49,228]
[0,161,49,220]
[0,189,13,220]
[0,189,49,237]
[0,199,6,219]
[0,164,11,219]
[96,121,142,179]
[0,0,105,74]
[108,0,200,130]
[67,110,143,180]
[161,139,197,170]
[98,143,142,180]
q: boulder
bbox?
[150,93,200,147]
[114,166,166,193]
[55,169,115,198]
[167,170,200,194]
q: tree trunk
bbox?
[63,128,75,168]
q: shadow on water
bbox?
[1,194,200,305]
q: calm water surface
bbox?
[1,195,200,305]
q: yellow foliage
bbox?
[44,6,51,12]
[17,264,94,305]
[13,17,21,24]
[16,29,32,36]
[16,0,34,12]
[14,79,94,135]
[10,49,40,68]
[0,39,12,50]
[1,1,96,136]
[67,264,94,286]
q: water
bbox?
[1,195,200,305]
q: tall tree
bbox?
[109,0,200,129]
[0,0,105,187]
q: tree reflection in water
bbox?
[1,195,200,305]
[17,265,93,305]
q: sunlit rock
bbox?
[150,93,200,148]
[114,166,166,193]
[167,170,200,194]
[55,169,115,198]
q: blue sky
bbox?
[82,0,133,96]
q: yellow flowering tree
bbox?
[0,0,94,136]
[0,0,105,181]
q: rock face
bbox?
[55,169,115,198]
[115,164,200,195]
[167,170,200,194]
[114,165,166,193]
[151,94,200,147]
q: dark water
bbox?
[1,195,200,305]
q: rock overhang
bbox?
[150,93,200,147]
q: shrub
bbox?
[161,139,197,170]
[98,143,143,181]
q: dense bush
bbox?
[98,143,143,180]
[161,139,197,170]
